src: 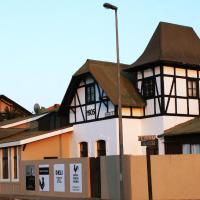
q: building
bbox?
[0,95,32,121]
[0,22,200,185]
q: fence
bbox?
[0,155,200,199]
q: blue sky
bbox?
[0,0,200,112]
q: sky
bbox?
[0,0,200,113]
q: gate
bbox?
[90,157,101,198]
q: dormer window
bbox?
[86,84,95,104]
[143,78,155,98]
[187,79,198,98]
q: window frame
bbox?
[142,77,155,99]
[97,140,106,157]
[80,142,88,157]
[187,78,198,98]
[85,84,96,104]
[0,147,10,182]
[11,146,19,182]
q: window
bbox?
[97,140,106,157]
[183,144,200,154]
[86,84,95,104]
[187,79,198,97]
[80,142,88,157]
[12,147,18,180]
[143,78,155,98]
[2,148,9,179]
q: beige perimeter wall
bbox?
[101,155,200,200]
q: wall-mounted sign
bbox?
[39,165,50,192]
[26,165,35,191]
[87,109,95,116]
[141,140,158,146]
[138,135,157,142]
[70,163,82,193]
[54,164,65,192]
[105,111,115,117]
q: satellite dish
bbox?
[34,103,40,114]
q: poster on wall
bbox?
[39,165,50,192]
[26,165,35,191]
[70,163,82,193]
[54,164,65,192]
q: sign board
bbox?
[39,165,50,192]
[138,135,157,142]
[26,165,35,191]
[141,140,158,146]
[70,163,82,193]
[54,164,65,192]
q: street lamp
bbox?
[103,3,124,200]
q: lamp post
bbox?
[103,3,124,200]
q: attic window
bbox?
[143,78,155,98]
[187,79,198,98]
[86,84,95,104]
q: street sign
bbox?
[141,140,158,147]
[138,135,157,142]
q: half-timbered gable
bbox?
[126,22,200,118]
[59,59,145,125]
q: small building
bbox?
[0,95,32,121]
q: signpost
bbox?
[138,135,157,200]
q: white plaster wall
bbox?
[162,116,193,130]
[71,119,118,157]
[166,97,175,113]
[188,69,197,78]
[144,68,153,78]
[145,99,154,115]
[122,119,145,155]
[189,99,199,115]
[176,78,187,97]
[177,98,187,114]
[176,68,186,77]
[164,66,174,75]
[164,77,175,95]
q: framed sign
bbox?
[70,163,82,193]
[39,165,50,192]
[26,165,35,191]
[54,164,65,192]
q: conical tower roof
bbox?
[131,22,200,68]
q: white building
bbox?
[56,22,200,157]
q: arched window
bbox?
[97,140,106,157]
[80,142,88,157]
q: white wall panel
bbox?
[177,99,187,114]
[145,99,154,115]
[164,77,174,95]
[176,68,186,77]
[137,71,142,79]
[156,77,161,95]
[189,99,199,115]
[155,66,160,75]
[77,87,85,105]
[164,66,174,75]
[188,69,197,78]
[144,68,153,78]
[176,78,186,96]
[166,97,175,113]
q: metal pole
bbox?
[146,147,153,200]
[115,9,124,200]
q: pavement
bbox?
[0,195,101,200]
